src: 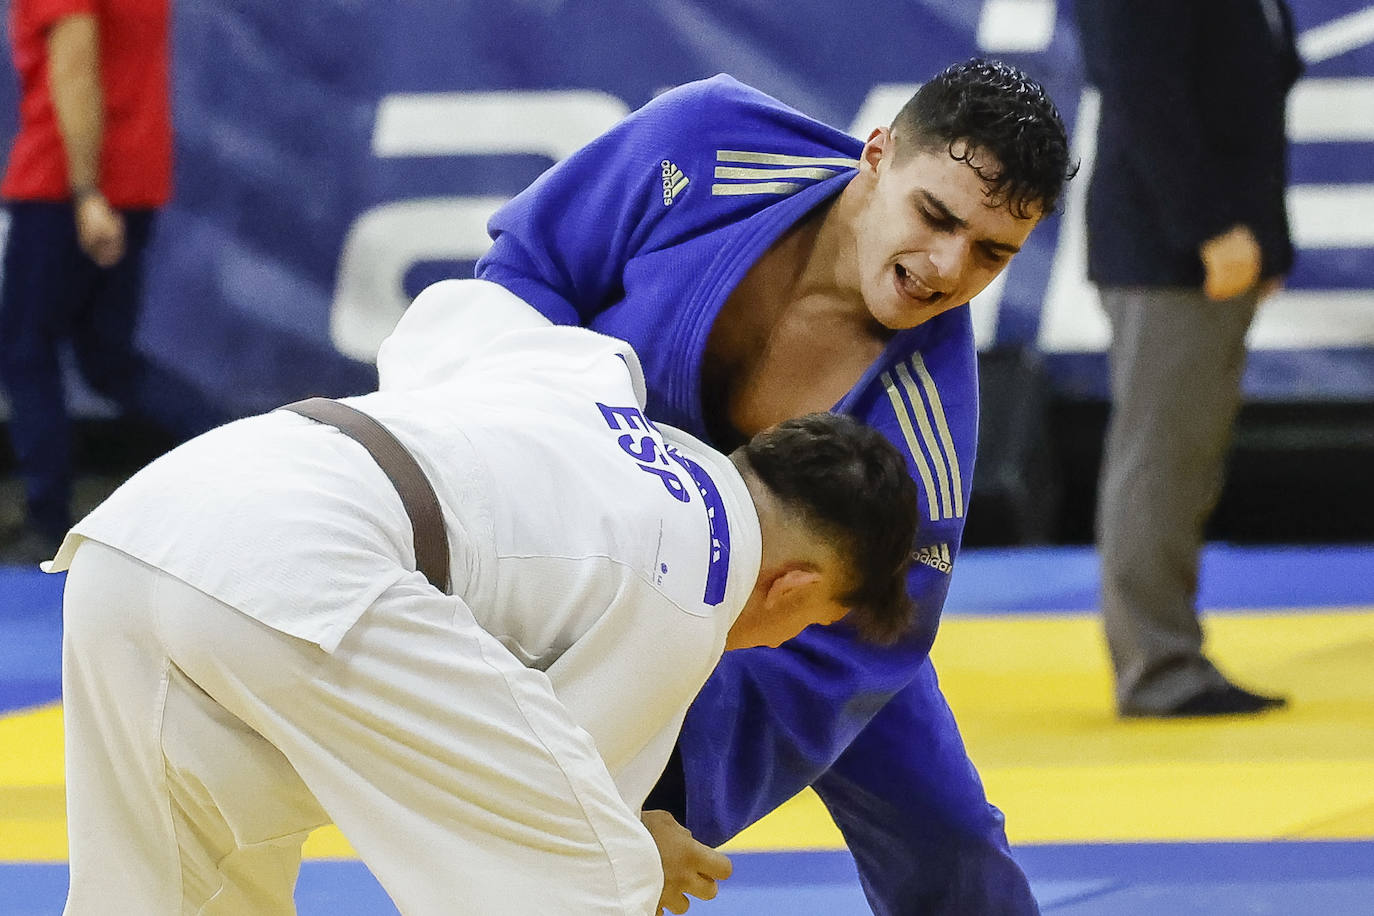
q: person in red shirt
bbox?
[1,0,216,563]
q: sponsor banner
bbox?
[1,0,1371,416]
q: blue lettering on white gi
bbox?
[617,433,659,464]
[666,446,731,607]
[596,402,690,502]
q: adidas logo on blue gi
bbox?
[661,160,689,206]
[912,543,953,574]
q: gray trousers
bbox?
[1096,286,1259,713]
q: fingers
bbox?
[643,809,733,913]
[75,197,127,268]
[661,892,690,915]
[659,872,722,915]
[83,228,125,268]
[695,845,733,881]
[1202,260,1259,301]
[659,853,729,913]
[687,871,722,900]
[1204,272,1254,301]
[1200,247,1260,301]
[1199,224,1262,301]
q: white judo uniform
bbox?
[50,279,762,916]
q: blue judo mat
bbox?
[4,843,1373,915]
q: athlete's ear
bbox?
[861,127,891,174]
[763,566,823,612]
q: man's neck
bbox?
[701,185,891,446]
[792,185,864,306]
[744,198,873,339]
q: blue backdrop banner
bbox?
[2,0,1372,416]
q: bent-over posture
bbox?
[50,279,918,915]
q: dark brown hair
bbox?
[893,57,1077,218]
[739,412,919,644]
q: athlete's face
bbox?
[851,129,1041,330]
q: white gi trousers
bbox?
[61,540,663,915]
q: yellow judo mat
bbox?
[5,608,1372,860]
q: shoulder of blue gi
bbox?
[476,74,861,327]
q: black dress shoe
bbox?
[1134,682,1288,718]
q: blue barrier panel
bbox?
[2,0,1371,416]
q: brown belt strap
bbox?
[282,397,451,593]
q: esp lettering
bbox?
[597,403,690,502]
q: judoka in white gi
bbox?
[50,280,920,915]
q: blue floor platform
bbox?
[4,842,1372,915]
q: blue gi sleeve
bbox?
[476,74,856,330]
[674,621,1037,916]
[475,79,721,326]
[817,663,1038,915]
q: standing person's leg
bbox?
[1097,286,1263,715]
[0,203,95,545]
[70,210,226,444]
[158,569,663,915]
[67,208,152,413]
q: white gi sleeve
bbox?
[376,279,552,392]
[377,278,652,412]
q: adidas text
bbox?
[912,544,953,574]
[661,159,689,206]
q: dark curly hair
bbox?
[892,58,1077,218]
[738,412,919,644]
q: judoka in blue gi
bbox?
[476,58,1076,915]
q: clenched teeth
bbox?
[895,264,941,303]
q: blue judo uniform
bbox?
[477,74,1038,915]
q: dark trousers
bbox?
[0,201,219,538]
